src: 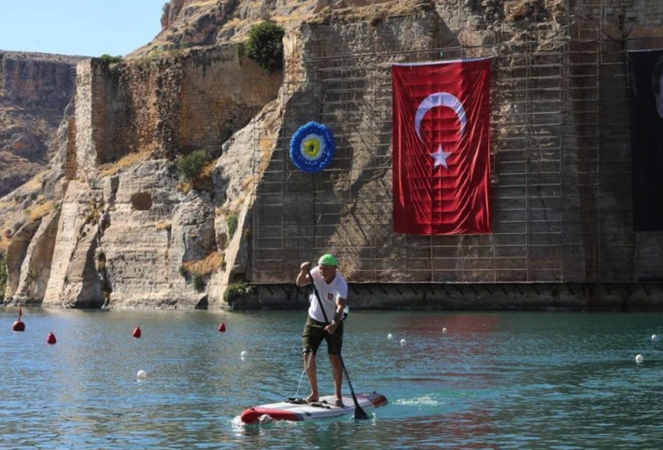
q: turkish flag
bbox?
[392,59,491,235]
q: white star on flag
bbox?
[430,145,451,169]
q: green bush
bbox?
[223,282,254,304]
[227,215,238,240]
[178,265,188,277]
[193,273,205,293]
[244,21,285,74]
[100,54,123,64]
[177,150,209,182]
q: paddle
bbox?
[306,269,369,420]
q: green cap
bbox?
[318,254,338,267]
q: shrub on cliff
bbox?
[223,282,254,304]
[245,21,285,74]
[227,215,238,240]
[177,150,209,182]
[100,54,123,64]
[193,274,205,293]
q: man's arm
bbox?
[296,261,311,287]
[325,296,347,333]
[333,297,347,324]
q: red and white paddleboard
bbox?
[240,392,387,424]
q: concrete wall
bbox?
[235,281,663,311]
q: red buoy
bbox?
[46,332,57,345]
[218,322,226,332]
[12,306,25,331]
[132,326,142,338]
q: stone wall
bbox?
[602,0,663,35]
[174,47,281,155]
[74,59,160,168]
[238,282,663,311]
[248,0,663,287]
[64,118,77,180]
[74,60,99,172]
[73,46,282,173]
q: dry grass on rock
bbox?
[155,221,172,231]
[309,0,432,24]
[99,151,153,177]
[183,251,223,277]
[28,201,56,222]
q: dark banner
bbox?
[628,49,663,232]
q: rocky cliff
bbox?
[132,0,319,57]
[3,0,663,310]
[1,40,283,308]
[0,51,84,199]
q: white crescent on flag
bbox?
[414,92,467,141]
[413,92,467,169]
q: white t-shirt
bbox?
[308,266,348,323]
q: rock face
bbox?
[10,211,60,305]
[0,51,84,198]
[208,98,283,309]
[3,41,281,308]
[98,161,215,309]
[41,181,104,307]
[131,0,344,57]
[4,0,663,310]
[35,164,215,309]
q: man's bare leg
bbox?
[329,354,344,407]
[303,351,319,402]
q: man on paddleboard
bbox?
[296,254,348,407]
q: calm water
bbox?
[1,308,663,449]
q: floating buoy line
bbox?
[9,311,661,380]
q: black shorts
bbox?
[302,316,344,356]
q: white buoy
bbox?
[241,350,247,358]
[137,370,148,380]
[635,354,644,364]
[652,335,658,342]
[400,339,407,346]
[442,328,447,334]
[387,334,393,340]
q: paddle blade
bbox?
[354,405,369,420]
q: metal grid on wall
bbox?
[251,0,663,284]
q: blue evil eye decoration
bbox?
[289,122,335,173]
